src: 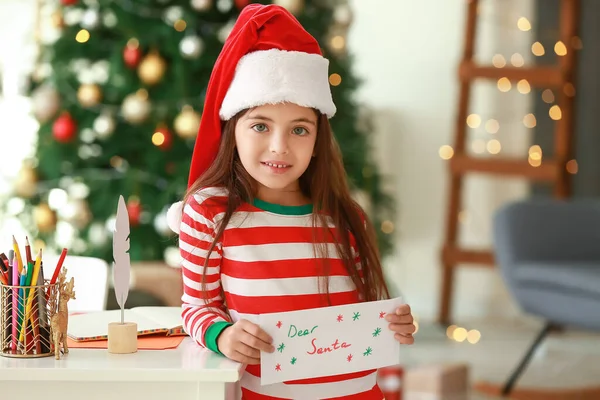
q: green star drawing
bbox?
[363,347,372,356]
[352,312,360,321]
[277,343,285,353]
[291,357,297,365]
[372,327,382,337]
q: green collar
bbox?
[252,197,313,216]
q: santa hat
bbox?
[167,3,336,234]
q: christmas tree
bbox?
[14,0,395,266]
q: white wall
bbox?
[348,0,536,321]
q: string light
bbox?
[446,325,457,339]
[564,83,576,97]
[497,77,511,92]
[330,35,345,50]
[76,29,90,43]
[467,329,481,344]
[566,159,578,174]
[127,37,139,49]
[523,113,537,128]
[466,114,481,128]
[492,54,506,68]
[542,89,555,103]
[174,19,187,32]
[446,325,481,344]
[549,105,562,120]
[528,145,542,167]
[531,41,545,56]
[381,220,394,234]
[152,131,166,146]
[453,327,468,342]
[110,156,124,168]
[329,73,342,86]
[554,40,567,56]
[511,53,525,67]
[439,145,454,160]
[517,79,531,94]
[471,139,486,154]
[485,119,499,134]
[529,145,542,160]
[486,139,501,154]
[571,36,583,50]
[458,210,470,224]
[137,88,149,100]
[517,17,531,31]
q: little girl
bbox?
[167,4,415,399]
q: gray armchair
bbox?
[492,198,600,395]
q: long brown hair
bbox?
[183,108,390,304]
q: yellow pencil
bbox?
[12,236,24,275]
[19,249,42,343]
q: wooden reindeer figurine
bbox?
[50,268,76,360]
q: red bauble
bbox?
[123,45,142,68]
[127,200,142,226]
[154,125,172,151]
[52,112,77,143]
[235,0,252,9]
[60,0,78,5]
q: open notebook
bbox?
[67,306,187,342]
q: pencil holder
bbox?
[0,280,59,358]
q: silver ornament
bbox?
[333,4,352,25]
[216,0,232,13]
[31,85,61,123]
[191,0,212,11]
[89,222,108,246]
[93,113,116,138]
[153,210,170,236]
[81,8,101,29]
[164,6,184,24]
[103,10,118,28]
[121,92,151,124]
[180,35,204,59]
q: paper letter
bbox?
[257,297,404,385]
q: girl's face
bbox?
[235,103,317,203]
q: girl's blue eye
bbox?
[293,127,308,135]
[252,124,268,132]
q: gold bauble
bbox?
[174,106,201,139]
[14,165,38,198]
[34,203,57,233]
[137,51,166,85]
[51,10,64,28]
[273,0,304,15]
[62,199,92,229]
[77,83,103,107]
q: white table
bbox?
[0,338,244,400]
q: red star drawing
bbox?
[337,314,343,322]
[347,354,353,362]
[275,363,281,371]
[276,321,282,329]
[379,311,386,319]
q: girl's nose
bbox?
[269,131,289,155]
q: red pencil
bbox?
[50,248,68,285]
[24,236,33,265]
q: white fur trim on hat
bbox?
[167,201,183,234]
[219,49,336,120]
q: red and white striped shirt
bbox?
[179,187,383,399]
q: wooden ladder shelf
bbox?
[439,0,581,325]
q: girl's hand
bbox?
[217,319,276,364]
[385,304,416,345]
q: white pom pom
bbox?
[167,201,184,234]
